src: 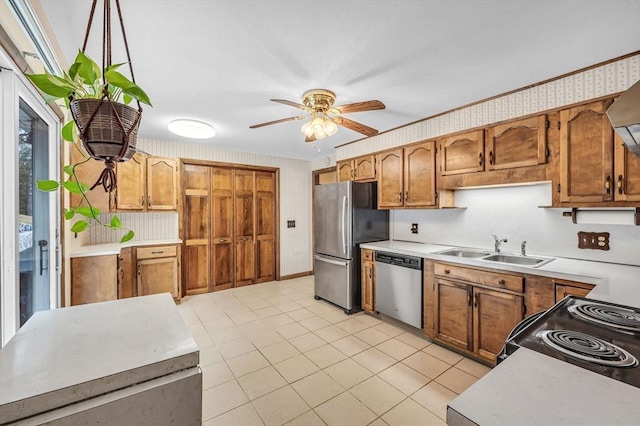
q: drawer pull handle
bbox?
[218,239,226,243]
[151,251,164,254]
[498,279,506,285]
[444,269,451,274]
[617,175,624,195]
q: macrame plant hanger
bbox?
[71,0,143,193]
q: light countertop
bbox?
[359,240,640,307]
[70,238,183,258]
[0,294,198,424]
[359,240,640,426]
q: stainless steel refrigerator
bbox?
[313,181,389,313]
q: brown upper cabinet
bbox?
[337,155,376,182]
[115,153,178,211]
[559,99,640,204]
[440,130,485,176]
[486,115,548,171]
[441,116,548,176]
[377,141,437,209]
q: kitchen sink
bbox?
[436,248,492,258]
[436,247,555,267]
[482,254,553,267]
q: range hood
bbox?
[607,79,640,157]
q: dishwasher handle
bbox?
[375,251,423,270]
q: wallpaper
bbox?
[86,139,313,276]
[337,54,640,160]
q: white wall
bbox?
[86,138,313,276]
[393,183,640,266]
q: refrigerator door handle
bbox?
[341,195,347,255]
[314,254,349,266]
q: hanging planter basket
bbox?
[70,98,141,161]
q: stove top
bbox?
[504,296,640,388]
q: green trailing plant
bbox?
[26,51,152,243]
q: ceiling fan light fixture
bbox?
[168,119,216,139]
[301,120,314,137]
[324,119,338,136]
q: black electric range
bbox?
[500,296,640,388]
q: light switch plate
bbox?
[577,231,610,250]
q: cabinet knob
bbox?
[405,191,408,202]
[489,151,494,165]
[148,196,152,207]
[498,279,506,285]
[398,192,402,202]
[605,175,611,195]
[478,152,484,167]
[617,175,624,195]
[444,269,450,274]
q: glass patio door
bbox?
[18,99,54,326]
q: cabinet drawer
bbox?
[362,249,374,262]
[136,245,178,260]
[434,262,523,293]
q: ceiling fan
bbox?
[250,89,385,142]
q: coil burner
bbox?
[568,303,640,333]
[536,329,638,368]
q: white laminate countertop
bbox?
[360,240,640,426]
[360,240,640,307]
[69,238,183,258]
[0,294,199,424]
[447,349,640,426]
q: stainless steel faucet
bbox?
[492,235,508,253]
[521,240,527,256]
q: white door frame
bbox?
[0,48,61,347]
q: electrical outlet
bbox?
[577,231,610,251]
[411,223,419,234]
[287,220,295,228]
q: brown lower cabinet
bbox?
[361,249,375,313]
[428,261,524,364]
[425,260,598,365]
[182,163,277,295]
[71,244,182,306]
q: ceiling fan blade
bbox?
[334,100,385,114]
[305,134,316,143]
[332,116,379,137]
[249,116,306,129]
[271,99,311,111]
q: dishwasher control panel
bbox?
[374,252,423,270]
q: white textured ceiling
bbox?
[39,0,640,161]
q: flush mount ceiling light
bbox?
[168,119,216,139]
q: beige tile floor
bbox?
[177,276,491,426]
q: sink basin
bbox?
[437,249,492,258]
[482,254,552,267]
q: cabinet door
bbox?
[147,157,178,210]
[256,172,276,283]
[115,153,146,210]
[436,279,472,351]
[377,149,404,208]
[71,255,118,305]
[212,168,234,291]
[486,115,547,171]
[440,130,484,175]
[354,155,376,181]
[234,170,255,287]
[361,261,375,313]
[183,165,210,295]
[473,287,523,364]
[614,135,640,201]
[404,141,436,207]
[559,100,614,203]
[137,257,179,299]
[337,161,354,182]
[118,247,135,298]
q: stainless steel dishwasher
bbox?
[374,251,423,329]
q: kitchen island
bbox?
[0,293,202,425]
[360,240,640,426]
